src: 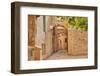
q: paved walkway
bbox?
[46,50,87,60]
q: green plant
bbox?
[68,17,88,31]
[56,16,88,31]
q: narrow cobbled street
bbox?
[46,50,87,60]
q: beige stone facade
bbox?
[68,29,88,55]
[53,24,67,52]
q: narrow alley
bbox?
[46,50,87,60]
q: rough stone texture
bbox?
[35,16,45,48]
[53,25,67,52]
[28,15,36,61]
[43,16,55,59]
[34,47,42,60]
[28,46,42,60]
[68,29,88,56]
[28,15,36,46]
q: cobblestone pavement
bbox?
[46,50,87,60]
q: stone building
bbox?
[28,16,56,60]
[52,22,67,52]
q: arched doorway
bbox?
[53,24,68,53]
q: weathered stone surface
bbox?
[68,29,88,56]
[28,15,36,47]
[28,47,35,60]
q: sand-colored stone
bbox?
[28,46,35,60]
[34,47,42,60]
[68,29,88,55]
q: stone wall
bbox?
[68,29,88,56]
[43,16,55,59]
[35,16,45,48]
[28,16,45,60]
[28,15,36,47]
[28,15,36,60]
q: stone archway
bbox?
[53,24,68,53]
